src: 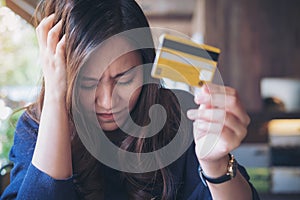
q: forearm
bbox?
[200,157,252,200]
[32,95,72,179]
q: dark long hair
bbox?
[31,0,188,199]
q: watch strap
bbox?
[198,154,237,187]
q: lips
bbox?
[96,113,113,121]
[96,111,122,122]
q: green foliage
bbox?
[0,110,23,163]
[247,168,270,193]
[0,6,39,164]
[0,6,40,87]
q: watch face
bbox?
[228,155,237,178]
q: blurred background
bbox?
[0,0,299,199]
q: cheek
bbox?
[78,89,96,110]
[128,86,142,111]
[116,75,143,110]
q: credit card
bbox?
[151,34,221,87]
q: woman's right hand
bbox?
[36,14,67,100]
[32,14,72,179]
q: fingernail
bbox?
[187,110,194,119]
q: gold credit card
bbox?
[151,34,221,87]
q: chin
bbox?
[98,121,120,132]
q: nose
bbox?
[95,82,114,111]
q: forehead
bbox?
[81,37,142,77]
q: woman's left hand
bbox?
[187,83,250,175]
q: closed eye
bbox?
[80,83,98,89]
[116,78,133,86]
[80,79,98,90]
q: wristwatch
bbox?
[198,154,238,187]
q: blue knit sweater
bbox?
[0,112,260,200]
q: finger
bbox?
[195,83,238,104]
[194,84,231,106]
[36,14,55,49]
[193,121,208,141]
[55,34,66,67]
[195,89,250,126]
[191,116,246,143]
[219,126,243,151]
[193,120,223,136]
[223,112,248,139]
[195,85,236,103]
[47,20,63,54]
[204,83,237,96]
[224,95,250,126]
[187,108,226,123]
[198,103,213,110]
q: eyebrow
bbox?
[81,66,137,81]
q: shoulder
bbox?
[16,111,39,130]
[6,111,39,180]
[14,111,39,142]
[10,111,39,159]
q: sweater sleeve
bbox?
[0,112,78,200]
[181,142,261,200]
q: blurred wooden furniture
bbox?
[5,0,37,25]
[204,0,300,111]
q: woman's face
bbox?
[78,38,143,131]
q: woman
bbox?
[1,0,259,199]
